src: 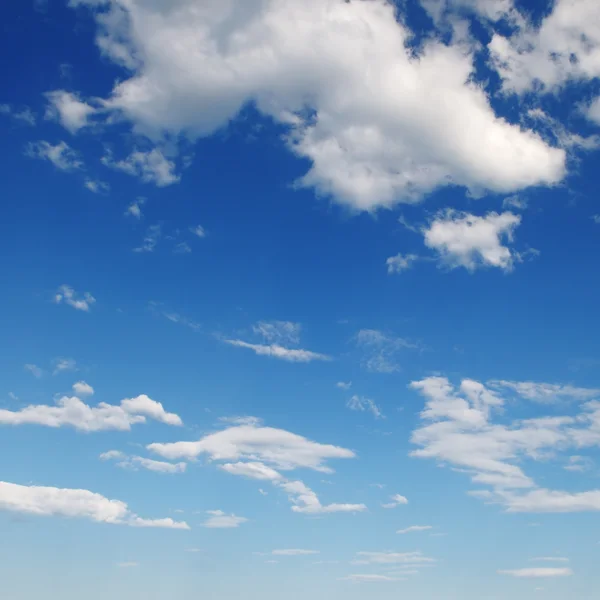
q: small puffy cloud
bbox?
[272,549,319,556]
[26,141,83,171]
[336,381,352,390]
[386,253,419,274]
[498,568,573,578]
[382,494,409,509]
[101,451,186,474]
[397,525,432,534]
[346,395,384,419]
[223,339,330,363]
[24,364,43,379]
[102,149,179,187]
[423,210,521,272]
[220,462,282,481]
[202,510,247,529]
[0,480,189,529]
[125,197,146,219]
[278,479,367,515]
[52,358,77,375]
[0,393,182,432]
[72,381,94,396]
[54,285,96,312]
[190,225,206,238]
[45,90,96,133]
[84,179,110,194]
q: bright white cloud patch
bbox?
[45,90,96,133]
[423,211,522,272]
[202,510,247,529]
[26,141,83,171]
[54,284,96,312]
[72,381,94,396]
[498,568,573,578]
[102,149,179,187]
[0,393,182,432]
[126,197,146,219]
[219,462,282,481]
[277,479,366,515]
[0,481,189,529]
[100,450,186,474]
[223,339,330,363]
[410,376,600,513]
[382,494,409,509]
[69,0,565,210]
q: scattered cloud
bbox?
[277,479,367,515]
[100,451,186,474]
[45,90,97,133]
[52,358,77,375]
[564,455,593,473]
[125,197,146,219]
[253,321,302,346]
[0,393,182,432]
[102,149,179,187]
[498,568,573,578]
[0,104,36,125]
[336,381,352,390]
[219,461,282,481]
[272,549,319,556]
[342,574,401,583]
[174,242,192,254]
[134,224,161,253]
[72,381,94,397]
[24,364,43,379]
[502,196,528,211]
[355,329,419,373]
[84,179,110,194]
[489,380,600,403]
[386,253,419,274]
[26,141,83,171]
[54,285,96,312]
[382,494,409,509]
[397,525,432,534]
[223,339,330,363]
[346,395,384,419]
[352,551,435,566]
[202,510,247,529]
[0,481,189,529]
[190,225,206,238]
[423,210,522,272]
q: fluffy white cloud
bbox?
[72,381,94,396]
[272,549,319,556]
[54,284,96,312]
[223,339,330,363]
[355,329,418,373]
[100,450,186,474]
[489,0,600,94]
[26,141,83,171]
[219,461,282,481]
[410,376,600,513]
[382,494,409,509]
[45,90,96,133]
[423,210,522,271]
[0,393,182,432]
[102,149,179,186]
[346,395,384,419]
[0,481,189,529]
[498,568,573,578]
[397,525,432,534]
[277,479,366,515]
[588,97,600,125]
[52,357,77,375]
[190,225,206,238]
[69,0,565,210]
[202,510,247,529]
[126,197,146,219]
[386,253,419,274]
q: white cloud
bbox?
[423,210,522,272]
[68,0,565,210]
[52,358,77,375]
[100,451,186,474]
[0,104,36,125]
[84,179,110,194]
[54,284,96,312]
[588,98,600,125]
[223,339,330,363]
[346,395,384,419]
[489,380,600,403]
[125,197,146,219]
[564,455,593,473]
[134,224,161,253]
[253,321,301,346]
[342,574,401,583]
[277,479,366,515]
[353,551,435,566]
[0,481,189,529]
[24,364,43,379]
[102,149,179,187]
[190,225,206,238]
[355,329,418,373]
[272,549,319,556]
[498,568,573,578]
[45,90,96,133]
[397,525,433,534]
[0,393,182,432]
[409,376,600,513]
[592,214,600,224]
[202,510,247,529]
[219,462,282,481]
[174,242,192,254]
[26,141,83,171]
[382,494,409,509]
[489,0,600,94]
[386,253,419,274]
[71,381,93,397]
[336,381,352,390]
[502,196,527,210]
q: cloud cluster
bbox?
[54,284,96,312]
[100,450,186,474]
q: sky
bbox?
[1,0,600,599]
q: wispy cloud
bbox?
[134,224,162,253]
[223,339,330,363]
[355,329,419,373]
[54,285,96,312]
[346,395,384,419]
[202,510,247,529]
[498,568,573,578]
[24,364,43,379]
[26,141,83,171]
[396,525,432,534]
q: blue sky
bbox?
[1,0,600,598]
